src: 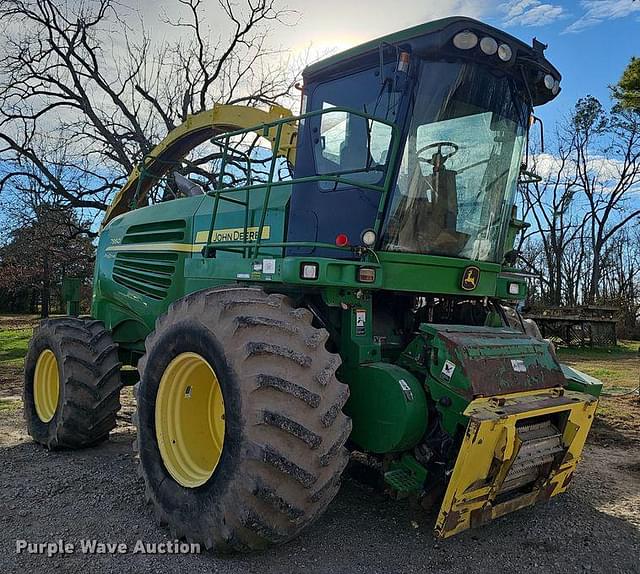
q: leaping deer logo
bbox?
[461,266,480,291]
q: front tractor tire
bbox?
[134,287,352,551]
[23,318,122,449]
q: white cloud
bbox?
[564,0,640,33]
[534,152,566,179]
[286,0,495,56]
[533,152,640,199]
[136,0,497,65]
[534,153,626,186]
[500,0,566,27]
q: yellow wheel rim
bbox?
[155,352,225,488]
[34,349,60,423]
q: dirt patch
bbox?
[559,343,640,448]
[591,395,640,447]
[0,365,23,399]
[0,314,39,331]
[2,325,638,572]
[1,397,639,574]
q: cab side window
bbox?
[310,67,395,190]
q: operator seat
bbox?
[395,162,469,254]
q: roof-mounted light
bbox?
[544,74,555,90]
[497,43,512,62]
[480,37,498,55]
[453,31,478,50]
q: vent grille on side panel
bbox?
[113,252,178,300]
[111,220,186,299]
[121,219,186,244]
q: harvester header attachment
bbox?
[436,387,598,537]
[102,103,296,226]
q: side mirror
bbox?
[518,165,542,185]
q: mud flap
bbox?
[434,387,598,538]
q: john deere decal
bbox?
[461,266,480,291]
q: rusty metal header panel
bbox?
[421,325,565,398]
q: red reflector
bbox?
[335,233,349,247]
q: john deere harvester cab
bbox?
[24,17,602,551]
[287,19,550,261]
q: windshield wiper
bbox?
[456,158,490,175]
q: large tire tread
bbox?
[24,317,122,449]
[134,286,351,552]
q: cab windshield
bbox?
[381,61,528,262]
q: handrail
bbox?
[201,241,355,258]
[203,105,402,259]
[101,103,296,227]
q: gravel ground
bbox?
[1,388,639,574]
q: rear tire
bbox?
[23,318,122,449]
[134,287,351,551]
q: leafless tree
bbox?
[518,96,640,333]
[519,132,585,306]
[0,0,298,232]
[572,96,640,303]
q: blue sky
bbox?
[486,0,639,127]
[253,0,639,130]
[139,0,639,130]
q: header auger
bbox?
[24,16,602,551]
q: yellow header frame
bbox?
[435,387,598,538]
[102,103,296,227]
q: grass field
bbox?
[0,315,38,401]
[558,340,639,390]
[0,326,31,367]
[558,340,640,445]
[1,314,638,443]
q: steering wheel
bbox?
[417,141,459,168]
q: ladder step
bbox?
[384,468,423,493]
